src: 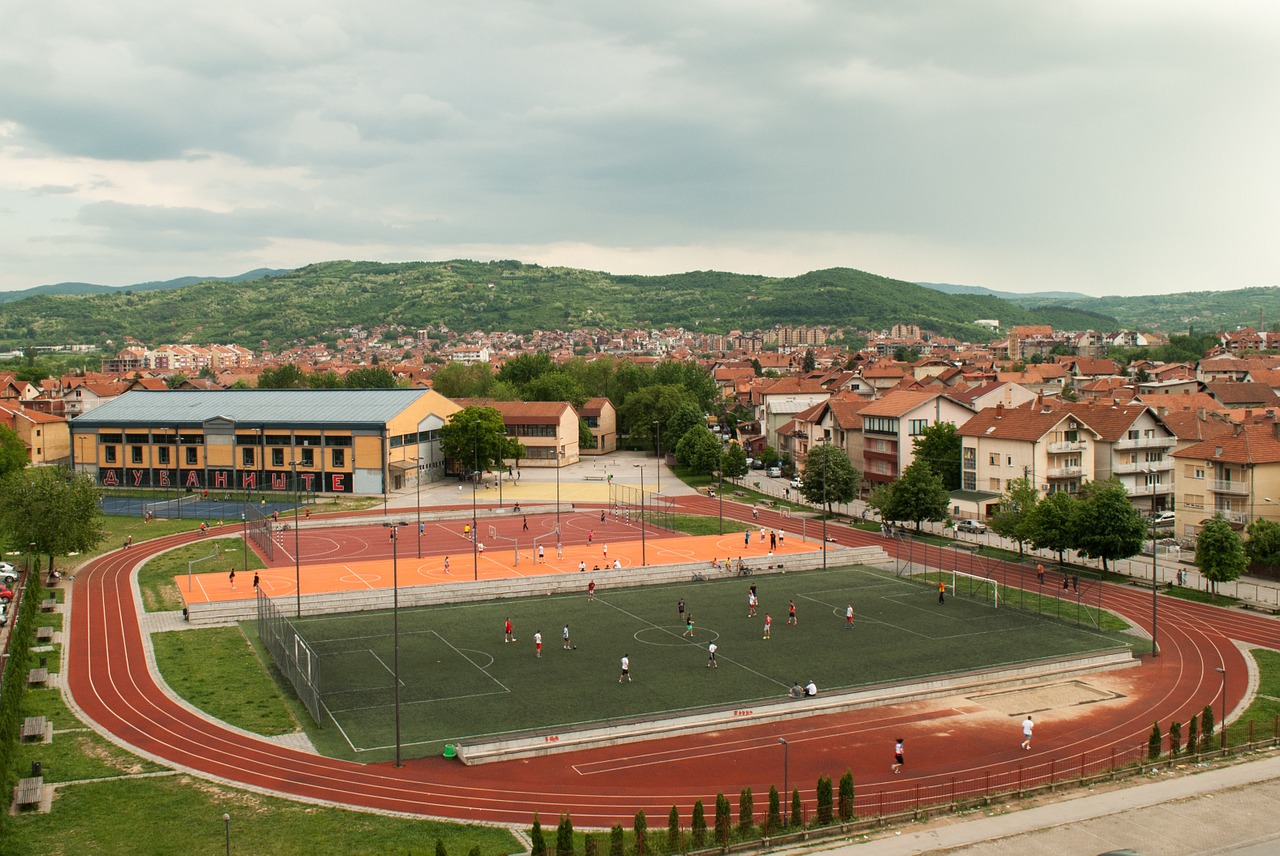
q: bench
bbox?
[27,667,48,686]
[583,475,606,481]
[41,598,57,612]
[36,626,54,642]
[21,715,47,742]
[14,776,43,809]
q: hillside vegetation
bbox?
[0,260,1118,348]
[1004,286,1280,334]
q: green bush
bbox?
[691,800,706,848]
[738,786,754,835]
[714,793,731,844]
[530,814,546,856]
[766,786,782,833]
[838,770,855,822]
[556,815,573,856]
[815,775,833,825]
[1187,713,1199,755]
[1148,721,1162,761]
[1169,720,1182,757]
[634,810,647,856]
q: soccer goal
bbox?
[488,525,519,565]
[950,569,1001,608]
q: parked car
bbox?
[956,519,988,534]
[1153,511,1176,527]
[0,561,14,574]
[790,477,803,489]
[0,564,17,585]
[766,466,782,478]
[744,457,754,468]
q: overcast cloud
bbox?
[1,0,1277,295]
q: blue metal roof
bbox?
[72,389,436,429]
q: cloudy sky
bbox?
[1,1,1277,296]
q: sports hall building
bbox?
[69,389,460,495]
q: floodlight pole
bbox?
[821,439,828,570]
[384,522,403,767]
[556,446,562,535]
[410,455,422,559]
[635,464,646,566]
[718,468,724,535]
[653,420,661,495]
[472,423,479,582]
[290,460,301,618]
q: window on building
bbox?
[104,446,117,464]
[963,473,976,490]
[185,447,198,465]
[1145,451,1163,463]
[272,448,284,467]
[301,448,314,467]
[242,447,255,467]
[130,446,143,464]
[988,478,1000,491]
[908,419,929,436]
[332,449,345,468]
[989,453,999,465]
[1128,429,1139,440]
[157,446,170,466]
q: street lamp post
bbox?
[290,460,301,618]
[778,737,789,826]
[555,446,562,536]
[1146,467,1159,658]
[1217,666,1227,752]
[223,813,231,856]
[653,420,661,495]
[718,468,724,535]
[410,455,422,559]
[820,439,828,570]
[384,522,403,766]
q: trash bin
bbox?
[443,744,456,759]
[32,761,41,777]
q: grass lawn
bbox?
[1225,648,1280,748]
[8,775,519,856]
[278,564,1139,763]
[137,536,265,612]
[152,626,300,736]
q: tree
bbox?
[0,466,104,575]
[1169,720,1182,757]
[165,372,188,389]
[714,793,731,843]
[721,445,749,480]
[911,423,962,491]
[343,367,397,388]
[430,362,497,399]
[617,385,697,444]
[737,787,754,835]
[691,800,707,847]
[790,789,802,828]
[0,424,29,480]
[814,775,833,825]
[1196,516,1247,599]
[497,352,555,388]
[675,426,722,475]
[609,825,624,856]
[1073,479,1147,572]
[664,405,705,451]
[307,370,344,388]
[555,814,574,856]
[525,372,588,408]
[1187,712,1199,755]
[1148,721,1163,761]
[766,786,782,833]
[438,407,508,475]
[257,363,308,389]
[799,445,860,512]
[802,349,816,372]
[1201,703,1216,748]
[871,459,949,531]
[750,358,763,377]
[1245,517,1280,569]
[1027,489,1080,564]
[578,419,594,452]
[837,770,855,822]
[989,477,1040,558]
[634,810,647,856]
[530,814,547,856]
[666,805,680,853]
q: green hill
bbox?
[0,260,1118,349]
[1004,287,1280,334]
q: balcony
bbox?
[1214,509,1249,524]
[1210,480,1250,496]
[1114,459,1174,475]
[1047,440,1087,454]
[1128,483,1173,497]
[1114,436,1177,451]
[1046,466,1084,479]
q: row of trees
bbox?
[1147,705,1217,760]
[528,772,858,856]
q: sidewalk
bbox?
[789,753,1280,855]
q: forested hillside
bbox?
[0,260,1118,348]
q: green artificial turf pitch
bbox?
[279,565,1136,761]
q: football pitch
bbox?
[279,565,1139,762]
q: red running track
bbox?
[65,503,1279,828]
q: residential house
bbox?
[859,390,975,485]
[579,397,618,455]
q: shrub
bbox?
[691,800,706,848]
[1169,720,1182,757]
[766,786,782,833]
[435,840,447,856]
[610,825,624,856]
[838,770,855,822]
[1187,713,1199,755]
[738,787,754,835]
[634,811,647,856]
[815,775,833,825]
[790,789,802,828]
[1202,704,1216,748]
[556,815,574,856]
[666,805,679,854]
[1148,721,1162,761]
[714,793,731,844]
[531,815,547,856]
